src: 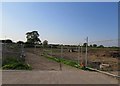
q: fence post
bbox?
[0,42,2,68]
[20,43,25,60]
[51,45,52,57]
[85,37,88,67]
[80,43,83,65]
[60,44,63,71]
[78,43,80,64]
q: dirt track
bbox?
[25,52,81,71]
[25,52,60,71]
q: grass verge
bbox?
[43,53,94,71]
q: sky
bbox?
[1,2,118,45]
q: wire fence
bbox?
[2,43,25,65]
[87,39,119,75]
[42,39,119,75]
[1,38,119,75]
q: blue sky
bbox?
[2,2,118,45]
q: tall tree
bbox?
[43,40,48,47]
[26,31,41,44]
[93,44,97,47]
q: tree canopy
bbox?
[83,43,87,47]
[26,31,41,44]
[17,41,24,44]
[98,45,104,48]
[43,40,48,46]
[93,44,97,47]
[2,39,13,43]
[42,40,49,48]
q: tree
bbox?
[43,40,48,47]
[2,39,13,43]
[93,44,97,47]
[17,41,24,44]
[83,43,87,47]
[26,31,41,44]
[89,45,92,47]
[98,45,104,48]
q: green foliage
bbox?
[43,40,48,47]
[2,63,32,70]
[2,39,13,43]
[17,41,24,44]
[44,54,93,71]
[89,45,92,47]
[45,55,60,62]
[2,57,18,66]
[2,57,32,70]
[83,43,87,47]
[93,44,97,47]
[98,45,104,48]
[24,42,35,48]
[26,31,41,44]
[60,59,79,68]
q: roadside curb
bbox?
[86,67,120,79]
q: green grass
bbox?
[2,57,32,70]
[3,57,19,66]
[43,53,93,71]
[2,62,32,70]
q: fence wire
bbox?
[1,39,119,75]
[2,43,25,65]
[43,39,119,75]
[87,39,119,75]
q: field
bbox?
[2,43,119,75]
[25,46,119,75]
